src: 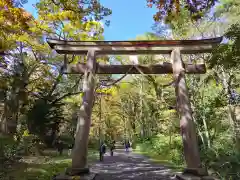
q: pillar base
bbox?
[53,166,92,180]
[53,173,96,180]
[183,168,208,176]
[176,174,216,180]
[65,167,90,176]
[176,168,216,180]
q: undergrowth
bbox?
[135,133,240,180]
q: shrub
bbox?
[136,134,184,165]
[16,130,46,156]
[201,134,240,179]
[0,136,19,178]
[0,136,18,162]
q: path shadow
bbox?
[91,150,176,180]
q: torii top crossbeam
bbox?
[47,37,222,74]
[47,37,223,55]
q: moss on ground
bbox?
[3,149,98,180]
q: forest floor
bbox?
[133,147,184,171]
[4,149,98,180]
[4,149,180,180]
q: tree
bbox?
[0,0,33,52]
[148,1,240,177]
[146,0,218,22]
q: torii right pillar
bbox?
[171,48,210,179]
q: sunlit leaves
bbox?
[36,0,107,41]
[215,0,240,21]
[0,0,33,50]
[210,24,240,69]
[146,0,218,23]
[96,86,118,96]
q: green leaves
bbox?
[210,23,240,69]
[26,98,64,145]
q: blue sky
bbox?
[23,0,156,40]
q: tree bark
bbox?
[220,69,240,149]
[221,69,234,126]
[171,48,201,169]
[235,106,240,149]
[71,50,96,170]
[0,90,7,135]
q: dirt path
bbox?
[91,149,177,180]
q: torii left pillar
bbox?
[57,50,97,179]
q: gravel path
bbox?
[91,149,178,180]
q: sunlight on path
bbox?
[91,149,177,180]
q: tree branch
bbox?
[51,91,83,105]
[101,66,134,87]
[47,54,67,97]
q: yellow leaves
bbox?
[23,130,30,137]
[96,86,118,96]
[38,10,74,22]
[35,1,104,40]
[0,1,37,51]
[64,93,83,105]
[79,32,89,41]
[58,11,69,20]
[71,21,84,29]
[97,57,108,64]
[9,32,50,52]
[84,21,101,31]
[118,82,129,89]
[62,21,82,34]
[0,1,33,31]
[57,11,75,21]
[62,23,73,32]
[161,109,177,121]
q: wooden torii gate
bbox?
[47,37,222,178]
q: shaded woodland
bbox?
[0,0,240,179]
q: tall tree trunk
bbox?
[71,50,96,171]
[221,69,235,126]
[220,68,240,148]
[139,78,145,138]
[0,91,8,135]
[235,106,240,149]
[171,48,201,169]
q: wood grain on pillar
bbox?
[71,50,96,170]
[171,48,201,169]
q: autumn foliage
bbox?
[0,0,33,52]
[146,0,218,22]
[0,0,33,31]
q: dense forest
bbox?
[0,0,240,179]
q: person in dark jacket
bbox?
[110,140,115,156]
[68,143,74,156]
[56,140,64,155]
[125,140,130,152]
[99,141,106,161]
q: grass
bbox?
[3,149,98,180]
[133,145,184,172]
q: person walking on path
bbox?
[56,140,64,155]
[124,140,130,152]
[68,143,74,156]
[99,141,106,161]
[109,140,115,156]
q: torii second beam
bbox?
[66,62,206,74]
